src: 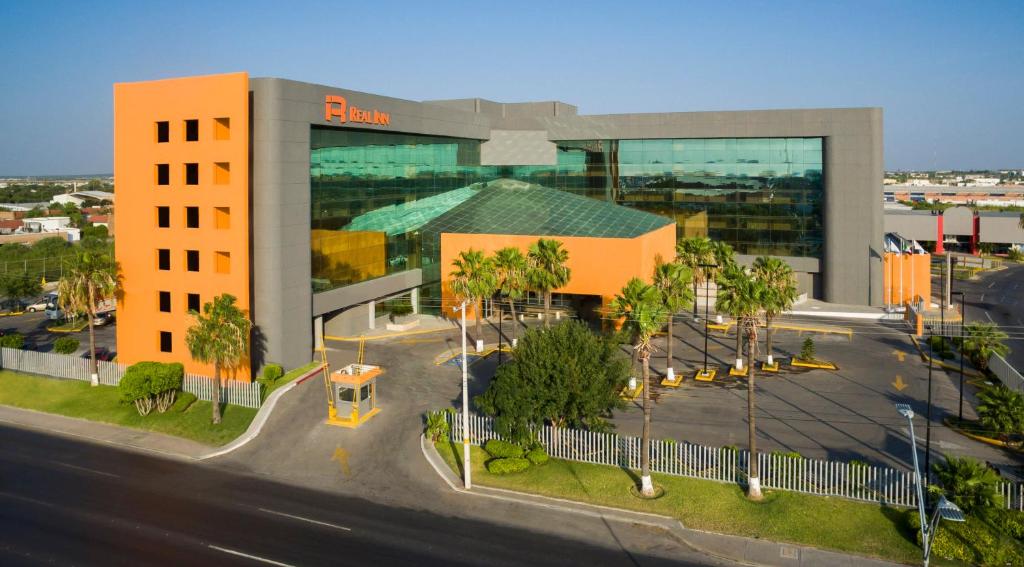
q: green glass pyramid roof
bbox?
[420,178,673,239]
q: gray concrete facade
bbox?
[250,76,883,369]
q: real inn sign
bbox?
[324,95,391,126]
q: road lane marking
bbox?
[257,508,352,532]
[207,545,296,566]
[985,312,994,322]
[988,281,996,288]
[892,375,908,391]
[331,446,351,476]
[51,461,121,478]
[891,350,905,362]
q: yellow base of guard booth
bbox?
[326,363,382,428]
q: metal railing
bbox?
[990,353,1024,395]
[446,411,1024,510]
[0,347,261,408]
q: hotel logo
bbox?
[325,95,390,126]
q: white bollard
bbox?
[666,367,675,382]
[475,339,484,352]
[716,314,723,324]
[735,358,744,370]
[511,338,518,347]
[628,376,637,391]
[767,354,774,365]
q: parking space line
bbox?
[207,545,295,566]
[257,507,352,532]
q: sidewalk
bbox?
[421,435,904,567]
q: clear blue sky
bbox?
[1,0,1021,175]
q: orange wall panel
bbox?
[883,252,932,306]
[438,223,676,313]
[114,72,251,379]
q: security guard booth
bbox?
[327,364,382,428]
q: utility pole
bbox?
[453,301,471,489]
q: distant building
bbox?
[884,184,1024,207]
[51,190,115,207]
[23,216,72,233]
[0,220,23,234]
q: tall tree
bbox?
[185,294,252,425]
[716,263,748,369]
[449,249,497,348]
[652,259,693,378]
[675,236,713,318]
[752,257,798,366]
[493,246,528,346]
[710,240,736,270]
[608,278,668,497]
[57,251,118,387]
[527,239,571,328]
[715,266,767,500]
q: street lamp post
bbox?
[952,290,966,421]
[925,325,934,490]
[452,301,471,490]
[698,263,718,376]
[896,403,966,567]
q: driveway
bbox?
[0,311,116,355]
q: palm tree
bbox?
[710,240,736,270]
[676,236,713,318]
[527,239,571,328]
[185,294,252,424]
[450,249,497,350]
[652,259,693,378]
[493,247,528,346]
[933,455,1004,515]
[715,266,768,500]
[716,263,748,369]
[57,251,119,387]
[609,278,668,497]
[976,386,1024,436]
[963,322,1011,370]
[753,257,798,366]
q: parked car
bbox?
[25,297,49,312]
[82,347,116,362]
[92,312,115,326]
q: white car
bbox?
[25,298,49,312]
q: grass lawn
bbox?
[262,361,321,401]
[435,439,949,565]
[0,370,256,446]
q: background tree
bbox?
[185,294,252,424]
[0,271,42,303]
[475,320,628,444]
[715,265,767,500]
[676,236,713,318]
[608,277,668,497]
[963,322,1010,370]
[710,240,736,270]
[527,239,571,328]
[493,246,528,346]
[57,251,118,387]
[752,256,798,366]
[449,249,497,349]
[652,259,693,378]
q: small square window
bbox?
[156,164,170,186]
[156,121,169,143]
[214,251,231,274]
[186,250,199,272]
[214,207,231,229]
[184,163,199,185]
[213,162,230,185]
[157,206,170,228]
[159,331,172,353]
[185,207,199,228]
[187,293,201,313]
[184,119,199,142]
[159,291,171,313]
[214,117,230,140]
[157,249,170,271]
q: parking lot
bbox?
[0,311,117,356]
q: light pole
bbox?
[452,301,471,489]
[952,290,966,421]
[925,324,934,490]
[698,263,718,377]
[896,403,966,567]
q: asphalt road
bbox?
[0,425,725,566]
[953,262,1024,371]
[0,311,115,354]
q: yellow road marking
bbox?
[892,375,908,391]
[891,350,906,362]
[331,446,351,476]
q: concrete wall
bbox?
[980,213,1024,244]
[943,206,975,236]
[885,211,939,242]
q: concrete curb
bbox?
[420,435,904,567]
[199,364,325,460]
[788,310,887,320]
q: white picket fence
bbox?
[0,347,262,408]
[447,412,1024,511]
[990,353,1024,395]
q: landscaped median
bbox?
[432,438,1023,565]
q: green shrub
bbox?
[171,391,197,413]
[1007,248,1024,262]
[906,510,1024,565]
[526,447,549,465]
[484,438,526,459]
[52,336,79,354]
[260,363,284,386]
[770,450,803,460]
[486,457,531,475]
[933,455,1004,515]
[799,337,815,361]
[425,410,450,443]
[119,368,154,415]
[0,333,25,349]
[976,386,1024,436]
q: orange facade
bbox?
[439,224,677,315]
[113,72,251,379]
[882,252,931,306]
